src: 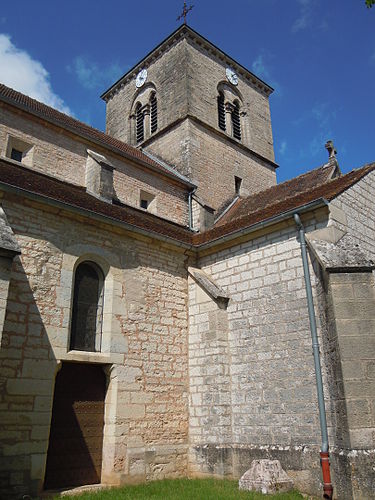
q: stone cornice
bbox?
[141,114,279,171]
[101,25,273,102]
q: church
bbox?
[0,23,374,499]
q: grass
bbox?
[54,478,305,500]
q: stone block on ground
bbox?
[239,459,294,494]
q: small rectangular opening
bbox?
[235,176,242,195]
[139,190,156,212]
[6,135,34,166]
[11,148,23,162]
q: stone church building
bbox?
[0,25,374,499]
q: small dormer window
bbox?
[6,135,34,165]
[232,101,241,141]
[139,190,155,212]
[150,93,158,134]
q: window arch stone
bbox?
[130,83,158,144]
[52,246,124,364]
[216,82,244,141]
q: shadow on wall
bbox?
[0,256,58,498]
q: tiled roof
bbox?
[0,158,373,249]
[193,163,375,246]
[0,160,193,245]
[0,84,194,188]
[216,163,338,226]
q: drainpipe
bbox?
[294,213,333,500]
[188,187,197,230]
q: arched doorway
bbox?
[44,363,106,490]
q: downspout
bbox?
[188,187,197,230]
[294,213,333,500]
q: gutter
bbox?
[0,180,330,258]
[196,199,329,251]
[188,187,198,230]
[294,213,333,500]
[0,181,194,251]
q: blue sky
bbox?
[0,1,373,182]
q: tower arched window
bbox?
[136,103,144,143]
[150,93,158,134]
[217,92,226,131]
[70,261,104,352]
[232,101,241,140]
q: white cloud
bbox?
[252,54,282,96]
[279,141,287,156]
[67,56,122,91]
[252,55,267,77]
[292,0,314,33]
[0,34,72,115]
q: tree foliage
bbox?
[366,0,375,7]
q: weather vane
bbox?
[177,1,194,25]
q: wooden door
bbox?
[44,363,106,490]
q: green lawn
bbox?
[55,478,305,499]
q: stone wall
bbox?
[0,191,189,498]
[185,38,275,162]
[105,38,189,144]
[0,104,189,226]
[145,119,276,212]
[324,271,375,499]
[330,169,375,259]
[188,211,331,495]
[104,31,277,212]
[104,33,275,163]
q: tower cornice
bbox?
[101,25,274,102]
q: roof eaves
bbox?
[0,179,194,249]
[0,91,192,188]
[195,198,329,250]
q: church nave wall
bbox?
[0,105,190,227]
[0,192,190,498]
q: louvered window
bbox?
[70,261,104,352]
[232,102,241,140]
[136,104,144,143]
[218,92,226,131]
[150,94,158,134]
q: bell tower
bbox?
[102,25,278,213]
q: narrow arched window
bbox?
[217,92,226,131]
[70,261,104,352]
[150,94,158,134]
[232,101,241,140]
[136,103,144,143]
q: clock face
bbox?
[226,68,238,86]
[136,69,148,88]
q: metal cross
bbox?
[177,1,194,24]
